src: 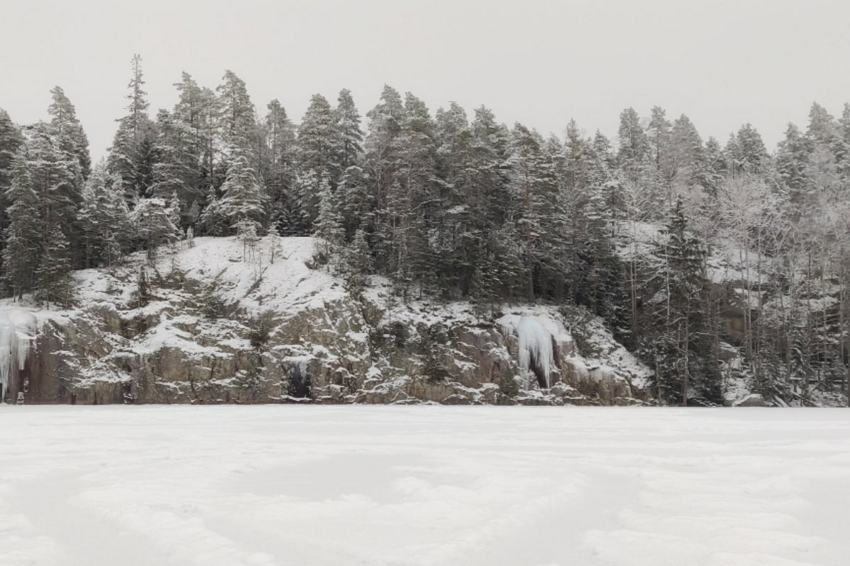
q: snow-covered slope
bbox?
[0,236,650,406]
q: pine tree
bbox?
[297,94,340,228]
[728,123,770,175]
[335,89,363,171]
[293,169,321,234]
[807,102,837,149]
[702,136,725,197]
[647,105,671,174]
[107,54,155,203]
[364,84,406,252]
[649,197,714,405]
[433,103,469,293]
[197,85,221,207]
[0,109,23,189]
[385,92,439,297]
[149,108,202,223]
[776,123,812,209]
[560,120,594,302]
[669,114,707,194]
[508,124,562,301]
[26,122,82,268]
[470,107,516,299]
[203,144,265,234]
[2,150,42,299]
[36,222,73,308]
[0,108,24,284]
[834,103,850,178]
[47,86,91,180]
[618,107,649,174]
[313,177,345,267]
[132,197,180,260]
[263,99,298,233]
[342,227,372,297]
[78,163,131,267]
[337,164,372,238]
[216,70,257,156]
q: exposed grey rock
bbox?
[5,237,651,406]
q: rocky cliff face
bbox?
[0,236,650,406]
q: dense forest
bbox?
[1,55,848,406]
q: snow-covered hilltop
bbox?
[0,236,650,406]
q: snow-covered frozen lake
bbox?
[1,407,848,566]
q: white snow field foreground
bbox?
[1,408,849,566]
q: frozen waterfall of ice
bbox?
[499,315,555,388]
[0,308,37,401]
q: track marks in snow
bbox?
[0,407,849,566]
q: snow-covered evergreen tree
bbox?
[216,70,257,155]
[149,108,202,224]
[2,150,42,299]
[342,227,372,297]
[649,197,715,405]
[263,99,298,233]
[79,163,131,268]
[0,108,24,285]
[728,123,770,175]
[313,177,344,267]
[26,122,83,267]
[297,94,340,228]
[203,144,265,234]
[47,86,91,180]
[132,197,181,260]
[335,89,364,171]
[107,54,156,203]
[36,222,73,308]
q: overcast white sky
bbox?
[2,0,849,161]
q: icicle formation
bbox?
[0,308,37,400]
[516,317,554,388]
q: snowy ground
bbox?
[0,407,848,566]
